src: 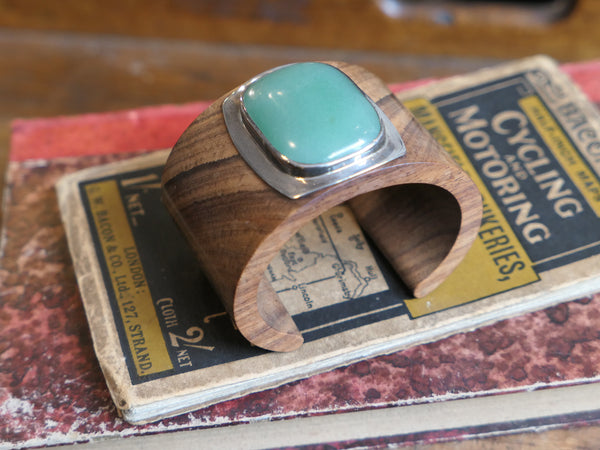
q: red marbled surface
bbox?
[2,62,600,448]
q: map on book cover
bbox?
[54,56,600,424]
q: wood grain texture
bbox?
[0,0,597,62]
[161,62,483,351]
[350,184,462,297]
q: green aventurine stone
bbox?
[242,62,381,166]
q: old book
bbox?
[54,54,600,424]
[3,56,600,448]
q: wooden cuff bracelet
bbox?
[161,61,483,352]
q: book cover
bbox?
[55,55,600,423]
[2,57,600,448]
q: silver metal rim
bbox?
[222,64,406,199]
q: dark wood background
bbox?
[2,0,600,447]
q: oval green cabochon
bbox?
[242,62,381,166]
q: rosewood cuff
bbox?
[161,62,483,352]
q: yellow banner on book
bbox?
[403,98,539,317]
[520,95,600,217]
[85,180,173,377]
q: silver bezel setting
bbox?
[222,64,406,199]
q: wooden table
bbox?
[2,1,600,446]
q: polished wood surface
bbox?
[0,0,598,61]
[2,0,600,444]
[162,62,482,351]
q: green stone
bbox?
[242,62,381,166]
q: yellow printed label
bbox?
[404,98,474,170]
[85,180,173,376]
[403,98,539,317]
[520,95,600,217]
